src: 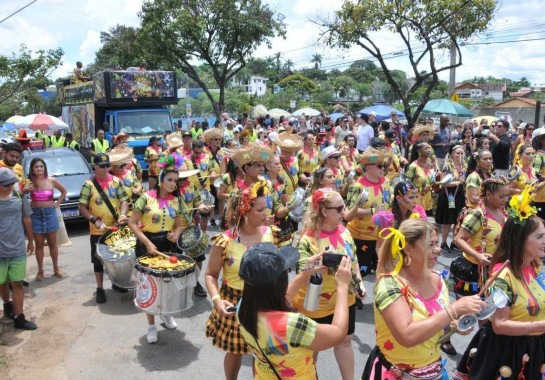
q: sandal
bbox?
[35,271,44,281]
[440,341,457,355]
[53,270,64,278]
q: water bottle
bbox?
[304,273,323,312]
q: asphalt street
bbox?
[0,219,472,380]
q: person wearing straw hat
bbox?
[177,167,212,298]
[407,124,439,171]
[128,166,184,343]
[78,153,129,304]
[108,145,143,207]
[297,131,321,187]
[276,132,303,198]
[405,141,437,215]
[159,134,186,171]
[344,147,392,278]
[203,128,224,227]
[114,132,143,182]
[179,140,217,234]
[205,181,275,379]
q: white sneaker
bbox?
[160,315,177,330]
[147,325,158,344]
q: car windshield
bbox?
[26,154,90,177]
[117,111,171,135]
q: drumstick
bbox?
[477,260,510,297]
[153,250,179,262]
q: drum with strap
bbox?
[177,225,210,258]
[287,187,305,222]
[134,254,196,315]
[96,226,137,289]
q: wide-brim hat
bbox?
[229,143,274,168]
[276,132,302,152]
[202,128,223,143]
[114,132,128,142]
[178,168,200,179]
[532,127,545,150]
[410,124,435,138]
[166,134,183,149]
[359,146,390,165]
[321,146,340,161]
[108,145,134,166]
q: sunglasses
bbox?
[325,205,345,213]
[97,164,111,168]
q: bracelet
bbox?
[211,294,221,302]
[447,305,458,320]
[444,306,455,321]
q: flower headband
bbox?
[311,188,329,210]
[508,184,537,225]
[379,227,406,275]
[239,180,268,216]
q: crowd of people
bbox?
[1,109,545,379]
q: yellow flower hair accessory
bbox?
[409,212,421,219]
[508,184,537,225]
[379,227,406,275]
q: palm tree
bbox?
[283,59,294,72]
[310,53,322,69]
[274,52,282,71]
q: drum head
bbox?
[177,226,202,250]
[439,174,454,186]
[200,190,215,206]
[96,226,136,260]
[135,254,196,277]
[507,166,521,181]
[287,188,304,209]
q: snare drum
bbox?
[177,225,210,258]
[96,226,137,289]
[199,189,215,206]
[134,254,196,315]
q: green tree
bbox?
[0,44,63,107]
[310,53,322,69]
[320,0,496,127]
[277,74,318,96]
[93,25,148,70]
[283,59,294,73]
[139,0,286,119]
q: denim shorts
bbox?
[31,206,59,234]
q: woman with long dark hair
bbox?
[453,197,545,379]
[128,168,183,344]
[405,141,435,215]
[465,149,493,208]
[144,136,162,190]
[237,243,353,379]
[27,158,67,280]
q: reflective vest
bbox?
[50,135,66,148]
[91,138,109,153]
[191,128,203,140]
[67,140,80,150]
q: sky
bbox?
[1,0,544,87]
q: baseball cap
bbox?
[369,111,376,117]
[0,168,18,186]
[390,110,397,115]
[239,243,299,286]
[94,153,110,167]
[384,129,397,140]
[181,131,192,138]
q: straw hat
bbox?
[276,132,302,152]
[178,168,200,179]
[108,145,134,166]
[202,128,223,143]
[229,143,274,168]
[114,132,129,142]
[166,134,183,149]
[359,146,390,165]
[410,124,435,138]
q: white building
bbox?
[455,83,505,102]
[230,75,268,96]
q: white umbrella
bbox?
[14,113,69,131]
[252,104,268,118]
[268,108,291,118]
[292,107,320,117]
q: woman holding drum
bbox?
[362,219,485,380]
[128,168,184,344]
[453,190,545,379]
[205,180,274,380]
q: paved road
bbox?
[0,220,472,380]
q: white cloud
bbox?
[79,30,101,61]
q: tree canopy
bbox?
[319,0,497,126]
[138,0,286,118]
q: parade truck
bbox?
[57,70,178,170]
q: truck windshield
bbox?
[117,111,172,135]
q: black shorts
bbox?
[312,304,356,335]
[90,234,101,265]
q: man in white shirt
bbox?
[356,113,374,153]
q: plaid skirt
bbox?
[205,285,249,355]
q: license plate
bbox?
[62,209,80,218]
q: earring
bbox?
[404,255,412,266]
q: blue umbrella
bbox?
[358,104,405,121]
[2,122,15,131]
[328,112,344,121]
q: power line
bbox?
[0,0,38,25]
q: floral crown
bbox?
[508,184,537,225]
[238,180,269,216]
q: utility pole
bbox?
[448,40,457,98]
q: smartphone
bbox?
[322,253,344,268]
[226,306,237,313]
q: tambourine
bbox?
[439,174,454,187]
[199,189,215,206]
[507,166,522,182]
[357,188,369,206]
[287,188,306,222]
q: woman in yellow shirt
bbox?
[453,210,545,379]
[297,132,321,187]
[363,219,485,380]
[405,141,435,215]
[511,144,537,194]
[205,180,275,380]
